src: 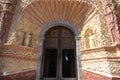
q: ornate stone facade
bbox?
[0,44,37,74]
[0,0,17,43]
[80,14,109,50]
[81,45,120,74]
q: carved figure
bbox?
[88,34,95,48]
[105,3,120,43]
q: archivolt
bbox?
[21,0,98,11]
[40,20,80,39]
[21,0,97,31]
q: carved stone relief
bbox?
[82,60,120,74]
[112,0,120,34]
[101,0,120,44]
[10,17,40,48]
[7,0,100,45]
[0,0,16,43]
[81,14,107,50]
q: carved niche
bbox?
[81,28,99,50]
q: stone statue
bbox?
[104,3,120,44]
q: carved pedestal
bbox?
[81,44,120,80]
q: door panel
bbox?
[43,26,77,80]
[43,49,57,78]
[62,49,76,78]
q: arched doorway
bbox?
[41,26,77,80]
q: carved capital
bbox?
[40,38,44,42]
[75,36,81,40]
[1,0,14,14]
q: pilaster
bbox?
[75,36,82,80]
[36,38,44,80]
[0,0,16,43]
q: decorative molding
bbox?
[0,57,36,74]
[81,44,120,60]
[82,60,120,74]
[40,20,80,38]
[81,43,120,75]
[0,44,38,59]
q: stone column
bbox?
[75,36,82,80]
[36,38,44,80]
[0,0,16,43]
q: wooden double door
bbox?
[42,26,77,80]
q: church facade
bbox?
[0,0,120,80]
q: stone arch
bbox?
[40,20,80,39]
[21,0,97,32]
[9,0,101,45]
[36,20,82,80]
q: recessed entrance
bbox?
[42,26,77,80]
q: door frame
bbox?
[36,20,82,80]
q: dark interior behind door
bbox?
[62,49,76,78]
[43,49,57,78]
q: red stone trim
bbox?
[0,54,37,61]
[0,44,38,53]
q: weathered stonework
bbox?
[113,0,120,34]
[80,1,120,78]
[0,44,38,59]
[82,60,120,74]
[0,57,36,73]
[0,44,37,74]
[81,44,120,76]
[81,14,109,50]
[0,0,17,43]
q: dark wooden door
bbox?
[42,26,77,80]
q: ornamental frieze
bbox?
[0,44,38,59]
[0,57,36,73]
[82,60,120,74]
